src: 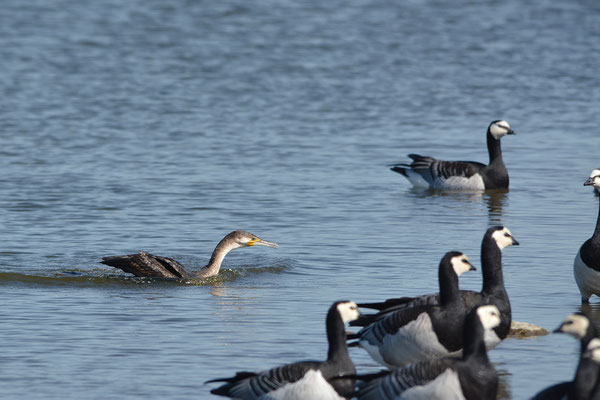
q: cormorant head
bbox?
[228,230,279,249]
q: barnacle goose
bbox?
[355,305,500,400]
[532,313,599,400]
[351,252,476,368]
[352,226,518,349]
[574,169,600,303]
[207,301,360,399]
[390,120,515,190]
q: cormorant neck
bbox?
[326,308,352,363]
[439,263,460,305]
[481,235,504,295]
[462,312,489,363]
[199,237,238,277]
[487,131,504,165]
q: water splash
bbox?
[0,264,289,287]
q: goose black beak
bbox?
[584,178,595,186]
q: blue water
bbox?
[1,0,599,398]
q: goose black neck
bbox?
[580,320,598,353]
[462,309,489,363]
[573,358,600,399]
[481,233,504,295]
[326,306,352,363]
[593,197,600,242]
[486,131,504,165]
[439,258,460,306]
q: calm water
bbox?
[1,0,599,398]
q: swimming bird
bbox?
[531,313,599,399]
[352,226,518,349]
[100,230,278,279]
[351,251,476,368]
[207,301,360,400]
[354,305,500,400]
[574,169,600,303]
[390,120,515,190]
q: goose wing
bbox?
[354,305,431,347]
[408,154,485,182]
[208,362,320,399]
[101,251,193,279]
[357,358,454,400]
[353,291,482,327]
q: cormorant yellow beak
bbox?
[247,237,279,248]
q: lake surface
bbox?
[0,0,599,398]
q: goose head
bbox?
[477,304,501,330]
[336,301,361,324]
[554,313,590,339]
[491,226,519,250]
[488,120,515,140]
[449,252,476,276]
[583,338,600,363]
[584,169,600,190]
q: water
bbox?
[0,0,599,398]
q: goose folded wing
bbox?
[354,291,483,327]
[358,305,431,346]
[409,154,485,179]
[357,358,454,400]
[209,362,320,399]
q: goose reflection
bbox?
[406,188,508,226]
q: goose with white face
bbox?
[489,120,515,140]
[491,227,520,250]
[584,169,600,190]
[390,120,516,191]
[584,338,600,363]
[337,301,360,324]
[554,314,590,339]
[450,254,476,276]
[574,169,600,303]
[477,305,501,331]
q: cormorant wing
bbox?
[101,251,193,279]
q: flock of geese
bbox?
[100,121,600,399]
